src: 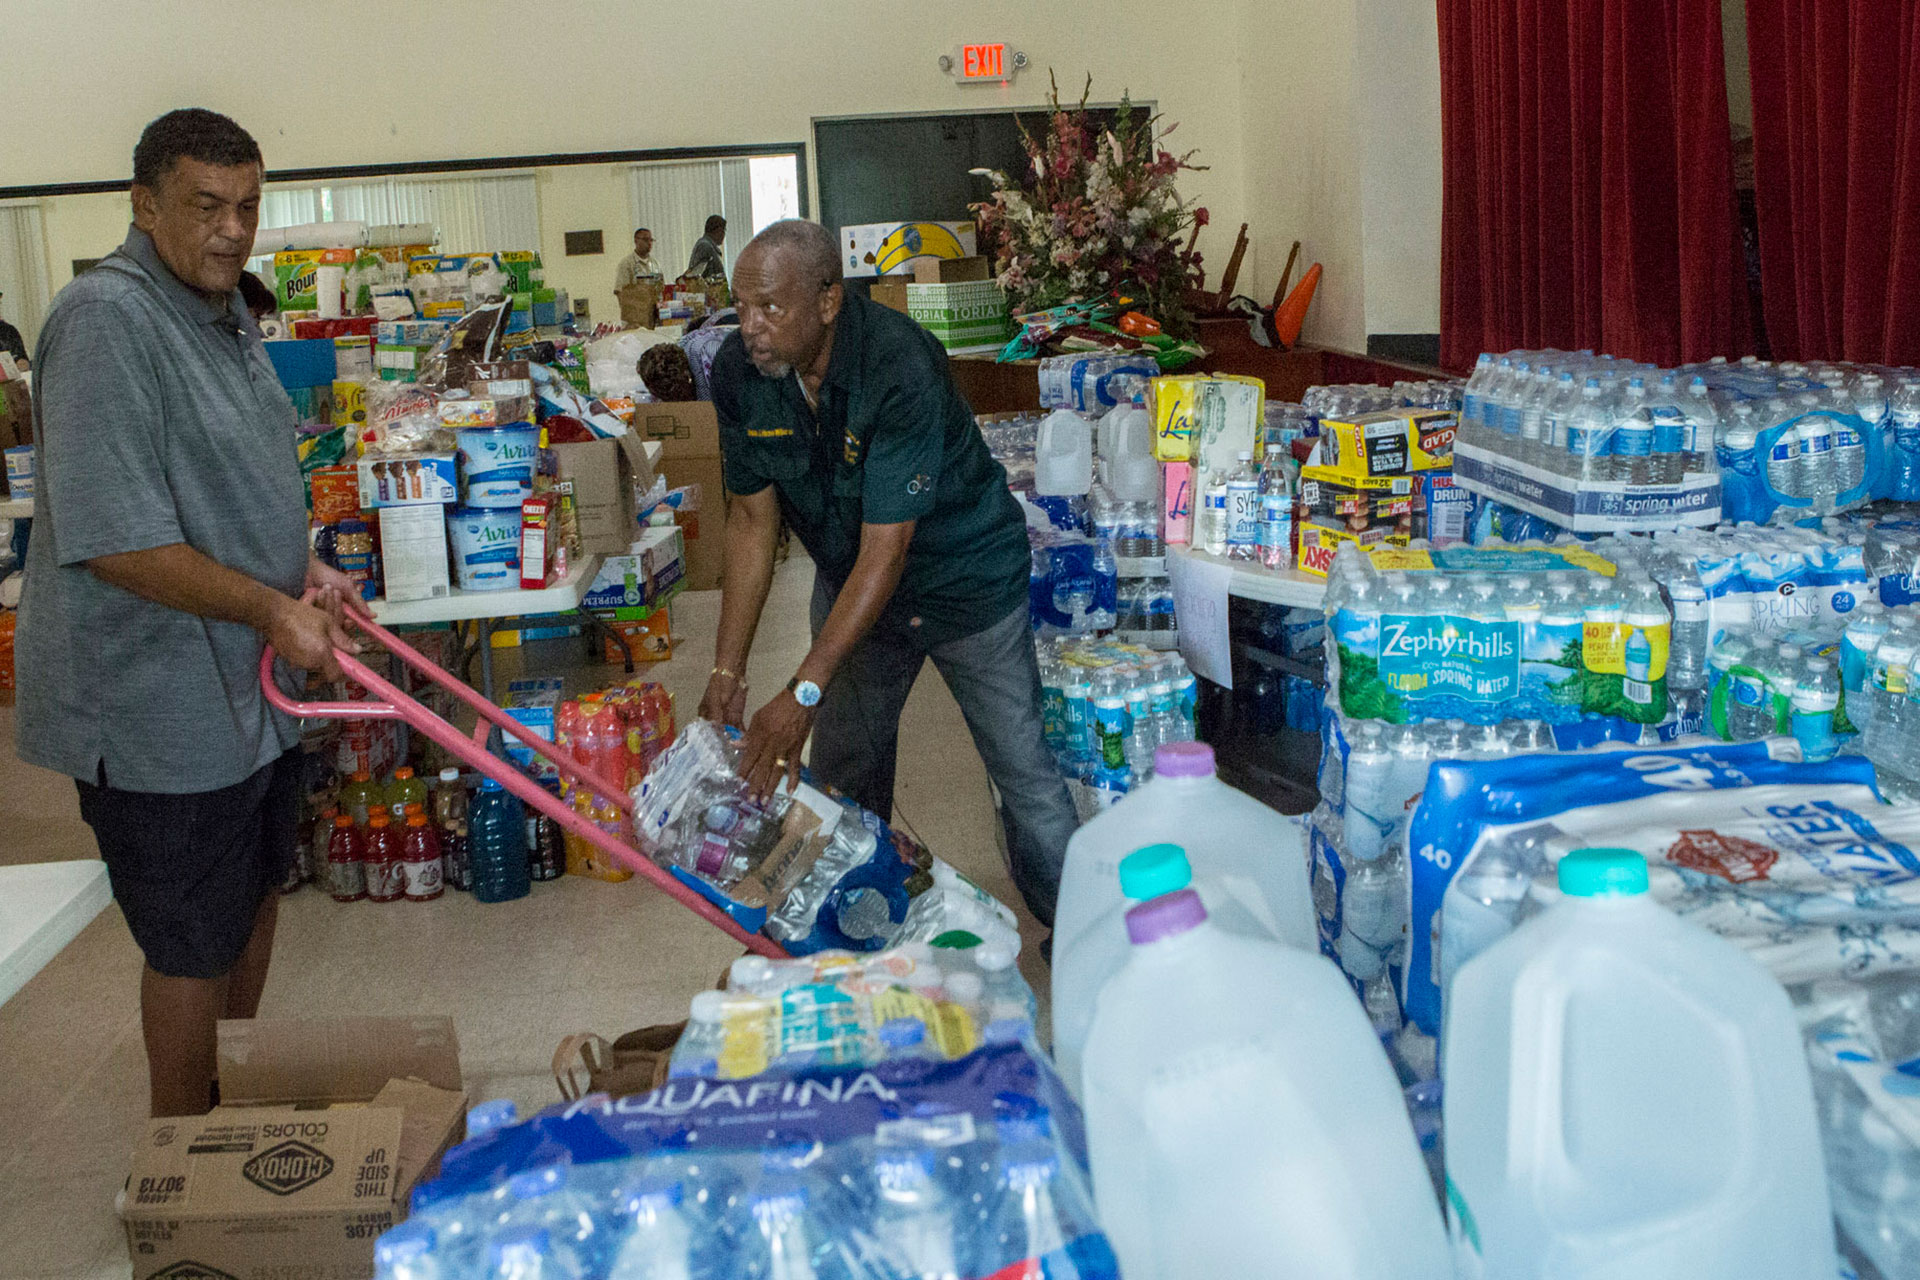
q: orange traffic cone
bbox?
[1271,262,1322,349]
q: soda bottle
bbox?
[386,765,427,822]
[402,814,445,901]
[340,770,380,828]
[432,768,471,892]
[326,814,367,903]
[363,814,405,903]
[528,783,566,881]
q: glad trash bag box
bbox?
[122,1017,465,1280]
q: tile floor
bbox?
[0,553,1050,1279]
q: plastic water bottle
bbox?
[487,1226,584,1280]
[605,1179,698,1280]
[1223,451,1260,561]
[736,1170,841,1280]
[969,1142,1097,1278]
[1791,656,1842,762]
[1088,538,1117,631]
[1341,721,1394,861]
[467,777,530,903]
[1083,890,1451,1280]
[1727,644,1775,743]
[1337,847,1408,982]
[1057,741,1315,962]
[1444,848,1833,1279]
[1894,381,1920,500]
[1666,578,1709,691]
[1645,375,1687,484]
[1498,360,1530,444]
[1840,602,1889,730]
[1765,410,1801,500]
[1565,377,1612,483]
[1386,722,1434,826]
[1681,375,1720,476]
[864,1148,959,1280]
[1797,412,1837,513]
[1517,362,1555,467]
[1539,370,1579,474]
[1870,616,1919,763]
[1831,404,1868,501]
[1053,843,1282,1100]
[1611,375,1654,484]
[1765,643,1805,735]
[1461,352,1496,442]
[1717,405,1766,522]
[374,1220,444,1280]
[491,1168,599,1274]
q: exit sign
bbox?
[942,43,1025,84]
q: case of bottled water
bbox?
[388,1043,1119,1280]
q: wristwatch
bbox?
[788,676,823,708]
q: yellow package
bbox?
[1150,373,1265,462]
[1296,521,1411,577]
[332,380,367,426]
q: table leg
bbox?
[578,611,634,675]
[478,618,497,702]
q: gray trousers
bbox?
[808,577,1079,926]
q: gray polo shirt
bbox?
[15,226,309,794]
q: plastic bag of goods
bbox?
[633,721,1017,954]
[392,1042,1119,1279]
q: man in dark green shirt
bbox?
[701,220,1077,923]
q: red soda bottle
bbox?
[402,814,445,901]
[364,813,405,903]
[326,815,367,902]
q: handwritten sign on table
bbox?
[1169,549,1234,690]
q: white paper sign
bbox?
[1169,548,1234,690]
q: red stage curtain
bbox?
[1438,0,1751,371]
[1746,0,1920,364]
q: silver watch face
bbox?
[793,679,823,707]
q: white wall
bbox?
[9,0,1442,354]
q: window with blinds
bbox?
[625,155,800,281]
[258,172,541,257]
[0,203,53,356]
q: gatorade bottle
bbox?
[402,814,445,901]
[326,815,366,903]
[340,770,380,828]
[387,765,427,821]
[364,813,405,903]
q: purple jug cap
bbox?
[1154,742,1216,778]
[1126,888,1208,945]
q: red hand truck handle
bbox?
[260,590,783,957]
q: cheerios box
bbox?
[123,1017,465,1280]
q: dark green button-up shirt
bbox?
[712,292,1028,646]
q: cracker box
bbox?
[521,494,556,589]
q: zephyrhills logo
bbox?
[241,1140,334,1196]
[1380,619,1516,663]
[152,1264,240,1280]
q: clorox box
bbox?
[123,1017,465,1280]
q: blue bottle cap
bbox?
[1118,843,1192,900]
[1558,847,1650,898]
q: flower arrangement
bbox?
[973,74,1209,339]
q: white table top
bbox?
[0,496,33,520]
[369,552,603,627]
[0,861,112,1007]
[1167,544,1328,608]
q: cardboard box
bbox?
[601,609,673,663]
[376,504,451,603]
[872,256,991,314]
[906,280,1011,353]
[1295,519,1412,577]
[502,675,564,780]
[841,220,978,278]
[550,433,660,555]
[122,1017,465,1280]
[582,524,685,618]
[1319,409,1456,481]
[631,402,723,590]
[521,494,557,589]
[0,379,32,450]
[357,453,457,508]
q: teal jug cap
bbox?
[1558,847,1650,898]
[1119,843,1192,900]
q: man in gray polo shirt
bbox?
[15,109,357,1117]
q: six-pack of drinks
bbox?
[1454,349,1920,533]
[1035,638,1200,812]
[379,1032,1117,1279]
[630,721,1022,956]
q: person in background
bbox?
[13,108,359,1118]
[701,220,1079,927]
[614,226,661,292]
[237,271,276,321]
[0,291,26,367]
[685,214,727,282]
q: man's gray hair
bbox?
[746,219,843,286]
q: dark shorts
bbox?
[76,749,301,979]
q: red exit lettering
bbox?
[962,43,1005,79]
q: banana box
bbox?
[273,248,352,311]
[1295,517,1411,577]
[842,221,976,278]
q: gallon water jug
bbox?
[1055,741,1313,961]
[1106,402,1162,502]
[1053,842,1283,1101]
[1083,889,1452,1280]
[1035,409,1094,496]
[1443,848,1833,1280]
